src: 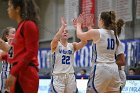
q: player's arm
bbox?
[73,40,87,51]
[0,51,8,61]
[51,17,66,52]
[0,38,10,52]
[76,14,100,42]
[86,14,94,30]
[116,40,125,66]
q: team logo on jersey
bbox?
[59,48,72,54]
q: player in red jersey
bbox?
[0,0,40,93]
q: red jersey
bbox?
[8,20,39,76]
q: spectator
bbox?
[80,69,87,79]
[128,68,136,75]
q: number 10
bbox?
[107,38,115,50]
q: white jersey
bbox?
[94,28,122,63]
[0,46,11,92]
[52,42,74,74]
[0,47,11,73]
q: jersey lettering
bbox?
[107,38,115,50]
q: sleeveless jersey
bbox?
[52,42,74,74]
[0,42,11,73]
[0,45,11,92]
[94,28,122,63]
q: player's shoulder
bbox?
[68,42,74,47]
[24,20,37,27]
[97,28,106,33]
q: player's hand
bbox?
[0,38,10,52]
[86,14,94,30]
[61,17,67,27]
[0,51,7,61]
[76,14,84,25]
[5,74,16,90]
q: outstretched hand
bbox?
[86,14,94,29]
[61,17,67,27]
[0,38,10,52]
[76,14,84,25]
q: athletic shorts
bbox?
[87,63,121,93]
[0,71,10,93]
[50,73,77,93]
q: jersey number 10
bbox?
[107,38,115,50]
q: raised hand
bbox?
[76,14,84,25]
[61,17,67,27]
[86,14,94,29]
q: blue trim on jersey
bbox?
[95,44,97,62]
[1,72,3,91]
[92,65,98,93]
[87,77,90,88]
[52,52,56,69]
[5,62,8,78]
[92,44,94,61]
[51,76,58,93]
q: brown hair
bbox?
[116,19,124,36]
[100,11,124,46]
[1,27,14,42]
[9,0,40,24]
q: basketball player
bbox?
[0,27,15,93]
[75,11,125,93]
[50,17,87,93]
[85,15,126,92]
[0,0,40,93]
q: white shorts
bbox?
[50,73,77,93]
[0,71,10,93]
[87,63,121,93]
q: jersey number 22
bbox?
[62,55,70,64]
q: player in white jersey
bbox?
[85,16,126,92]
[75,11,125,93]
[0,27,15,93]
[50,17,87,93]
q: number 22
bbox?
[62,55,70,64]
